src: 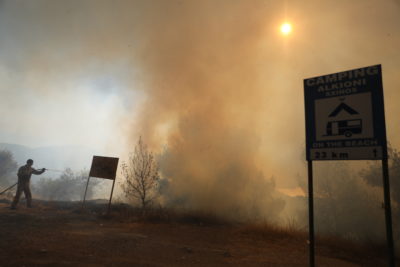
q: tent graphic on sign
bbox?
[325,101,362,138]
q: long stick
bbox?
[0,182,18,195]
[43,168,64,172]
[308,160,315,267]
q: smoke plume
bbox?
[128,1,289,220]
[1,0,400,221]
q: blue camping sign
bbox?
[304,65,387,160]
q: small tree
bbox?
[121,137,160,210]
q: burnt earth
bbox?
[0,201,387,266]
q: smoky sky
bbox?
[1,0,400,192]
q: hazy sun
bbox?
[280,23,292,35]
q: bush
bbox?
[297,162,385,242]
[0,150,18,187]
[33,168,99,201]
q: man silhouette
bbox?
[11,159,45,209]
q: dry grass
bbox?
[107,203,390,262]
[105,202,230,225]
[316,234,387,264]
[0,197,391,266]
[237,220,389,266]
[238,220,307,241]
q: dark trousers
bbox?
[11,178,32,208]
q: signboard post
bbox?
[82,156,119,214]
[304,65,394,267]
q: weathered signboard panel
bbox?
[304,65,387,160]
[89,156,119,180]
[303,65,394,267]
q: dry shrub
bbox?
[316,234,387,265]
[239,220,306,242]
[173,209,230,226]
[105,203,231,226]
[238,219,387,265]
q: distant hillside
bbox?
[0,143,101,177]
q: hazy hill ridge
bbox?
[0,143,97,175]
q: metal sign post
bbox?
[81,156,119,214]
[382,158,395,267]
[307,160,315,267]
[81,176,91,209]
[107,179,116,214]
[304,65,394,267]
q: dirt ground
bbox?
[0,200,388,267]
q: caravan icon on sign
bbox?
[314,93,373,141]
[326,119,362,138]
[325,102,362,138]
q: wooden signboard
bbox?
[89,156,119,180]
[82,156,119,213]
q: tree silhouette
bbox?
[121,137,160,210]
[0,150,17,187]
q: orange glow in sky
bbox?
[280,22,292,35]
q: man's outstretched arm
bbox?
[32,168,46,175]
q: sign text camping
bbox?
[304,65,387,160]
